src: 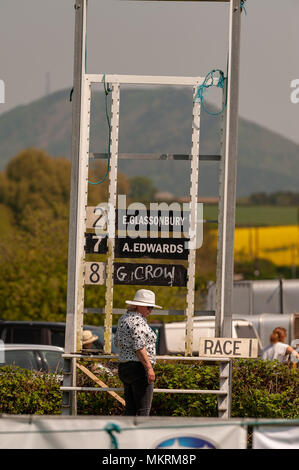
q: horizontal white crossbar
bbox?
[90,153,221,161]
[126,1,229,3]
[86,73,219,87]
[62,353,230,362]
[84,308,216,316]
[60,386,227,395]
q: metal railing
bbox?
[61,354,232,419]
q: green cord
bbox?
[104,422,121,449]
[195,69,227,116]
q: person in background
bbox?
[114,289,162,416]
[262,326,299,363]
[82,330,99,351]
[82,329,114,375]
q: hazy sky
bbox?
[0,0,299,144]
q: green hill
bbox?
[0,87,298,197]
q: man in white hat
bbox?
[114,289,162,416]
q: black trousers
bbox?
[118,361,154,416]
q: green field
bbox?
[203,205,299,227]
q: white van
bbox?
[163,316,263,356]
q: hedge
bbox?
[0,359,298,418]
[0,366,61,415]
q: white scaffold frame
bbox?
[62,0,242,420]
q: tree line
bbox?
[0,148,216,323]
[240,191,299,206]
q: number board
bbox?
[114,262,187,287]
[85,262,106,285]
[86,206,107,231]
[85,233,108,254]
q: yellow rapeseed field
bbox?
[234,225,299,266]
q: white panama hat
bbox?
[125,289,162,309]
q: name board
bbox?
[115,238,189,260]
[84,234,189,260]
[84,261,187,287]
[117,209,189,234]
[198,337,258,358]
[86,206,189,233]
[114,262,187,287]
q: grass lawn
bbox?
[203,205,299,227]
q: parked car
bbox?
[0,320,163,355]
[0,344,64,373]
[231,313,299,349]
[1,317,262,357]
[0,320,119,353]
[0,320,66,347]
[162,316,263,356]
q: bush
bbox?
[151,362,220,417]
[232,359,299,419]
[0,366,61,414]
[0,360,298,418]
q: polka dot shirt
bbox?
[114,311,157,364]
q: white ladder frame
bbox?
[75,72,216,355]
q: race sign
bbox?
[114,262,187,287]
[115,237,189,260]
[84,262,106,285]
[198,337,258,358]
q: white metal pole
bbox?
[215,79,227,338]
[216,0,241,338]
[62,0,88,416]
[104,83,120,353]
[185,87,201,356]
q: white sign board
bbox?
[84,262,106,285]
[198,337,258,358]
[86,206,107,231]
[253,426,299,449]
[0,416,247,449]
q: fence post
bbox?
[218,359,232,418]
